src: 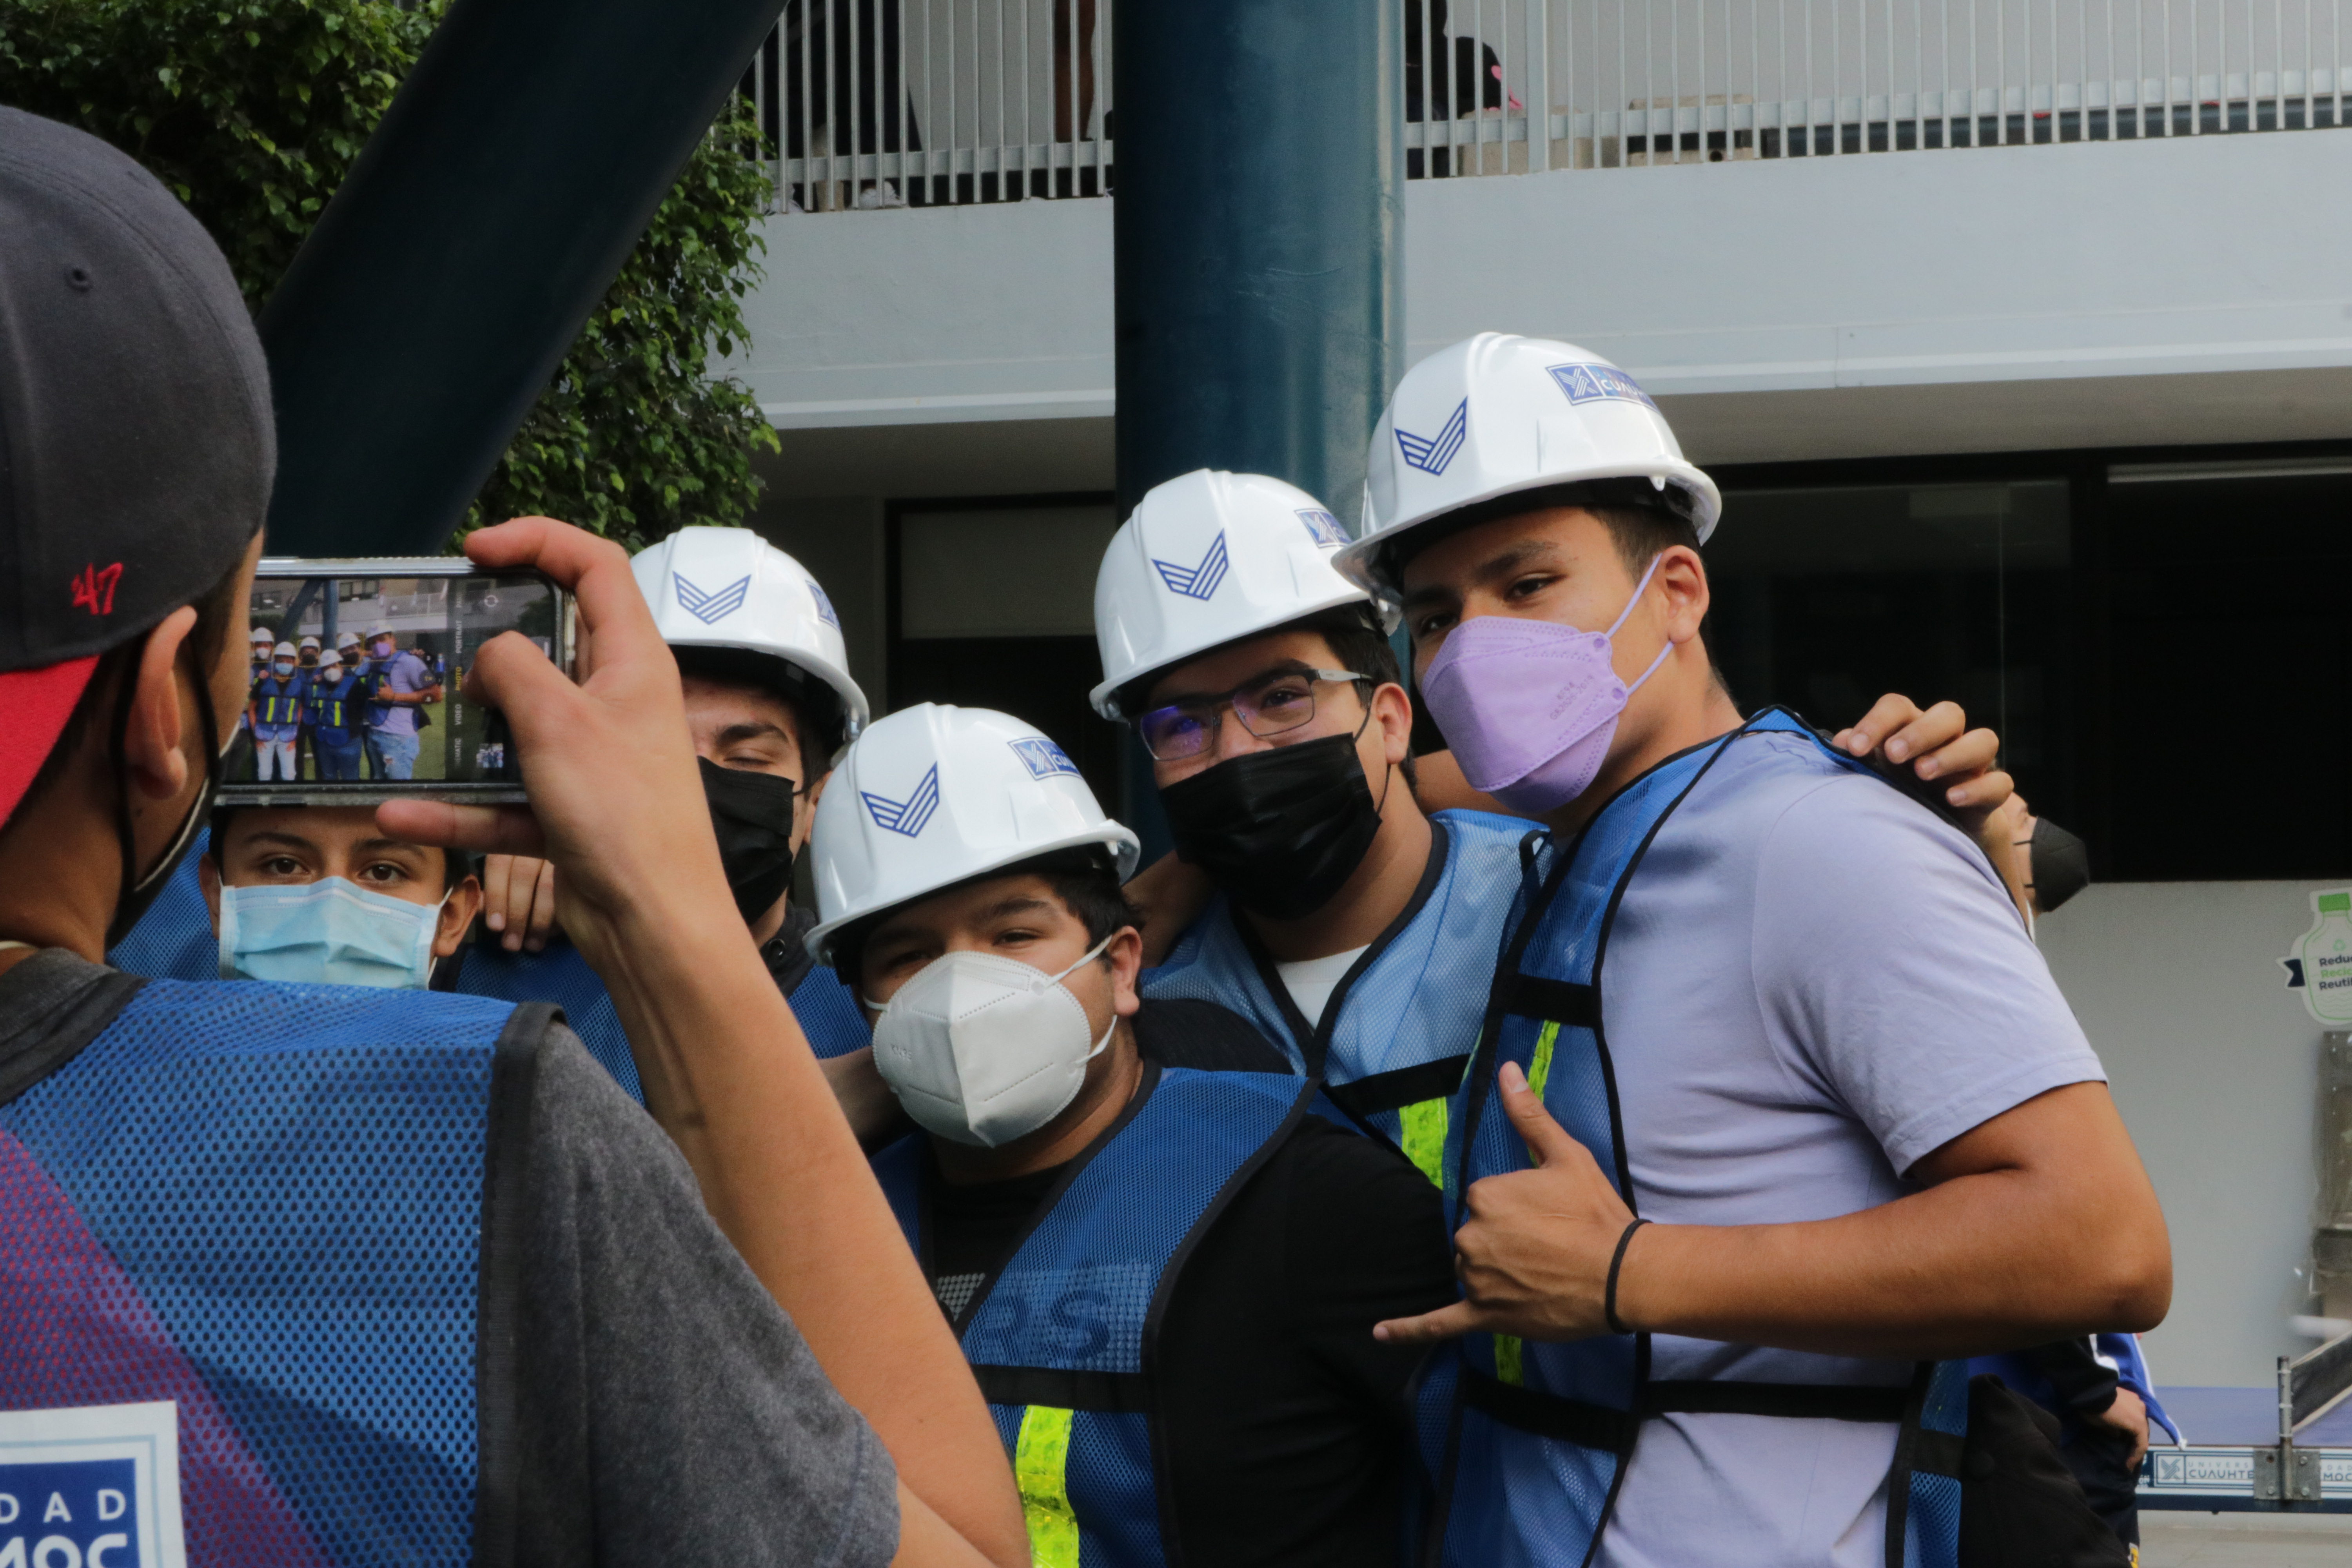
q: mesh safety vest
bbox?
[456,936,871,1103]
[1425,709,1967,1568]
[251,675,307,737]
[1142,810,1532,1184]
[0,975,524,1568]
[305,676,363,745]
[874,1065,1314,1568]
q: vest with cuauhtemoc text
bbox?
[1142,811,1534,1185]
[874,1064,1316,1568]
[1423,708,1968,1568]
[0,973,532,1568]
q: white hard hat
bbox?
[806,703,1140,965]
[297,634,321,650]
[249,626,274,645]
[334,631,362,650]
[633,526,870,748]
[1089,469,1398,720]
[1336,332,1721,597]
[271,642,298,659]
[363,623,393,639]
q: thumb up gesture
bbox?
[1375,1060,1648,1345]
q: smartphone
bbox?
[218,556,576,807]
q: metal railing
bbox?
[745,0,2352,207]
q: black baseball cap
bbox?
[0,106,273,827]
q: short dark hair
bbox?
[1385,478,1703,588]
[1,550,248,845]
[206,806,473,893]
[673,645,845,769]
[831,846,1139,990]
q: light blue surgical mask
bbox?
[217,877,448,989]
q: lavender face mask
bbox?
[1419,554,1671,815]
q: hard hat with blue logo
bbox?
[1335,333,1721,598]
[805,702,1140,964]
[1089,468,1399,720]
[632,525,870,753]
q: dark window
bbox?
[1706,479,2078,830]
[2100,462,2352,880]
[887,496,1127,812]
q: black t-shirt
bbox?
[924,1016,1458,1567]
[0,949,898,1568]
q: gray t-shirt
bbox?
[1589,731,2107,1568]
[0,950,898,1568]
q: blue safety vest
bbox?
[1426,709,1967,1568]
[0,974,519,1568]
[873,1065,1315,1568]
[1143,810,1533,1184]
[251,673,307,737]
[306,673,365,746]
[457,934,871,1104]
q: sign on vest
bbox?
[0,1401,186,1568]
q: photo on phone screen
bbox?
[221,558,574,805]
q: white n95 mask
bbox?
[218,877,448,989]
[868,936,1117,1148]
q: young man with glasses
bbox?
[1095,468,2014,1187]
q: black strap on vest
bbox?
[1463,1367,1930,1455]
[973,1363,1153,1414]
[1323,1053,1472,1119]
[1495,973,1599,1028]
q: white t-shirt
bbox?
[1274,944,1370,1030]
[1591,730,2106,1568]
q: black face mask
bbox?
[1159,733,1385,921]
[700,757,798,924]
[2028,817,2090,913]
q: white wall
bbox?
[728,128,2352,461]
[2038,880,2337,1387]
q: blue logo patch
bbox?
[1296,508,1347,547]
[1010,737,1081,780]
[674,572,751,624]
[1151,531,1231,601]
[806,578,839,629]
[1395,399,1469,475]
[862,764,942,837]
[1548,362,1656,410]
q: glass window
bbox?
[1706,479,2076,826]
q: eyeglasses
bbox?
[1136,668,1368,762]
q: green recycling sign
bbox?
[2283,889,2352,1025]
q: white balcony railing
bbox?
[743,0,2352,207]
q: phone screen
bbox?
[221,561,572,804]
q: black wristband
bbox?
[1604,1217,1651,1335]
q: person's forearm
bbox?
[1613,1163,2169,1359]
[597,900,1026,1568]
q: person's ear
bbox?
[1106,925,1143,1020]
[122,607,199,804]
[1657,545,1710,646]
[436,875,485,960]
[1370,681,1414,769]
[199,854,223,935]
[795,769,831,855]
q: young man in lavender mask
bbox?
[1347,334,2171,1568]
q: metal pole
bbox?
[1111,0,1401,856]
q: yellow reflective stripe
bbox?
[1013,1405,1080,1568]
[1525,1020,1560,1103]
[1491,1022,1562,1388]
[1399,1096,1448,1187]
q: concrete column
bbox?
[1111,0,1404,520]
